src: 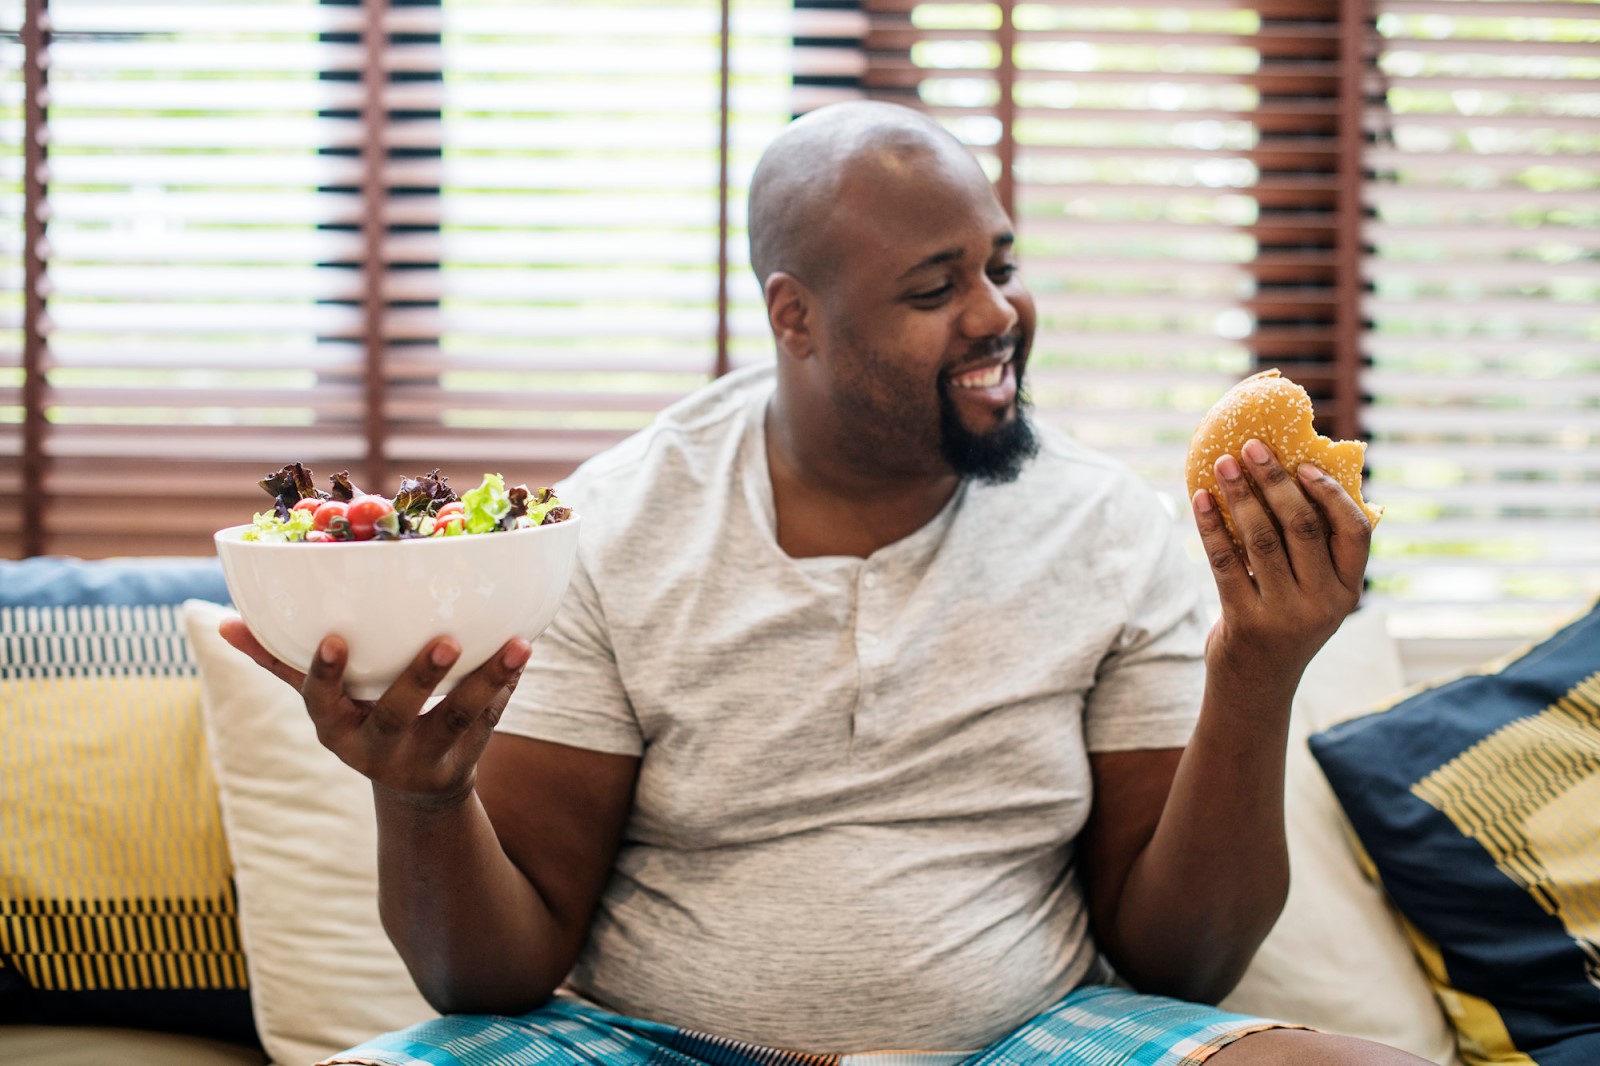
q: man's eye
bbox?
[909,284,953,302]
[990,263,1018,282]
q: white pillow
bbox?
[1220,607,1461,1065]
[183,600,437,1066]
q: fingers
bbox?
[365,637,464,735]
[1192,488,1254,604]
[1297,463,1373,592]
[299,634,532,763]
[218,615,307,690]
[299,634,359,737]
[1239,439,1334,585]
[1213,451,1294,590]
[417,638,532,753]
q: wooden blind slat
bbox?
[1378,0,1600,18]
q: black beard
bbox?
[936,371,1039,484]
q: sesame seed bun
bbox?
[1185,368,1382,548]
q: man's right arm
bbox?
[219,618,641,1017]
[375,733,639,1015]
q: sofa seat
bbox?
[1,556,1473,1064]
[0,1024,267,1065]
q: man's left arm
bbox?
[1082,440,1373,1004]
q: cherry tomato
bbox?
[435,500,465,518]
[292,497,322,514]
[345,495,396,541]
[305,530,334,543]
[312,500,349,534]
[433,513,464,536]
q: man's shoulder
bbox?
[1012,421,1151,507]
[556,364,770,526]
[974,420,1179,541]
[1028,420,1123,478]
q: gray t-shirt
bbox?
[497,365,1206,1053]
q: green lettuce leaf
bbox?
[461,473,511,534]
[240,508,315,543]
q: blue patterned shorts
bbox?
[318,985,1297,1066]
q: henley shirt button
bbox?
[862,572,879,590]
[860,633,878,648]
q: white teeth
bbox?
[952,362,1006,389]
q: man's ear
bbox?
[764,272,815,362]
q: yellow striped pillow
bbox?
[0,604,257,1046]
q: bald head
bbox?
[747,102,994,294]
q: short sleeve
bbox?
[1081,488,1208,753]
[495,547,643,757]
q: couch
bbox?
[1,554,1565,1066]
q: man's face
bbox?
[810,151,1039,484]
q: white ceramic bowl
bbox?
[214,516,581,700]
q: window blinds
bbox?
[0,0,792,557]
[3,0,377,556]
[876,0,1598,639]
[5,0,1595,643]
[379,1,790,490]
[1360,0,1599,638]
[863,0,1359,502]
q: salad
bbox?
[240,463,572,543]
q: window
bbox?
[3,0,382,555]
[877,0,1599,639]
[400,0,791,484]
[1360,0,1600,639]
[5,0,1597,642]
[1,0,789,555]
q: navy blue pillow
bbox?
[0,556,230,608]
[1310,602,1600,1065]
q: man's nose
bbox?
[961,275,1019,341]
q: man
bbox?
[224,102,1426,1065]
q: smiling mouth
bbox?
[947,358,1011,390]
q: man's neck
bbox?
[764,401,960,560]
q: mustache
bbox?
[974,331,1022,363]
[946,331,1025,375]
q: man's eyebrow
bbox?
[897,234,1017,280]
[898,247,965,280]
